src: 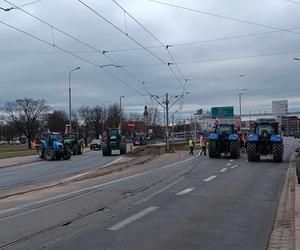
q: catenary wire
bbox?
[148,0,300,36]
[79,0,185,91]
[3,0,152,100]
[0,20,145,97]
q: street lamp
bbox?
[238,88,247,119]
[68,66,81,132]
[119,96,125,134]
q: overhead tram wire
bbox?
[148,0,300,36]
[3,0,152,101]
[119,49,300,67]
[79,0,185,91]
[0,20,145,97]
[112,0,187,90]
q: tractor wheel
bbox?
[78,143,83,155]
[63,146,72,160]
[44,149,54,161]
[229,141,240,159]
[102,144,109,156]
[247,142,257,162]
[38,144,44,159]
[208,141,218,158]
[72,145,77,155]
[120,142,127,155]
[273,143,283,163]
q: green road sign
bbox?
[211,106,234,119]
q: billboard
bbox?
[211,106,234,119]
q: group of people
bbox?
[188,134,246,156]
[188,135,208,156]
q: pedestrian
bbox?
[239,135,245,154]
[200,136,207,156]
[188,138,195,155]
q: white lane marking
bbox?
[230,159,234,162]
[0,158,193,217]
[230,164,238,169]
[176,187,194,196]
[108,206,159,231]
[61,158,123,182]
[219,167,228,173]
[226,163,232,167]
[203,175,218,182]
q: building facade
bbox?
[272,100,288,115]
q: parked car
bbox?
[90,139,101,150]
[133,133,146,146]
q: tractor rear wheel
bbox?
[44,149,54,161]
[230,141,240,159]
[38,144,44,159]
[247,142,257,162]
[120,142,127,155]
[72,145,77,155]
[208,141,218,158]
[273,143,283,162]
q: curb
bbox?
[268,152,297,250]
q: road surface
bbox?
[0,137,298,250]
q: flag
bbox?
[64,127,68,135]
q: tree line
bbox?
[0,98,163,149]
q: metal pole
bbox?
[183,119,186,140]
[68,67,80,133]
[194,115,197,142]
[119,96,123,135]
[165,92,169,151]
[239,93,242,119]
[68,72,72,133]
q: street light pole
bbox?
[238,88,247,121]
[68,66,81,133]
[165,92,169,151]
[119,96,124,134]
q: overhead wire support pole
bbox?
[165,92,169,151]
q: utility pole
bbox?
[165,92,169,151]
[119,96,124,135]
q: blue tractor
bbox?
[38,132,72,161]
[246,119,283,162]
[208,124,240,158]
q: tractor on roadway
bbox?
[101,128,127,156]
[63,132,84,155]
[208,124,240,159]
[38,132,72,161]
[246,119,283,162]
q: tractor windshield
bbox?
[51,133,62,141]
[216,125,233,135]
[256,124,275,136]
[65,134,76,140]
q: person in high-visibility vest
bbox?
[199,135,207,156]
[188,138,195,155]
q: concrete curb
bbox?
[268,152,297,250]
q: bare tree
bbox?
[47,110,68,133]
[78,106,94,146]
[4,98,50,149]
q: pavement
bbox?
[295,153,300,250]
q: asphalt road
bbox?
[0,149,122,196]
[0,137,299,250]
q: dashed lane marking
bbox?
[203,175,218,182]
[230,165,238,169]
[219,168,228,173]
[230,159,234,162]
[226,163,232,167]
[176,187,194,196]
[108,206,159,231]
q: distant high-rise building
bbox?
[272,100,288,115]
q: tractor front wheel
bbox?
[120,142,127,155]
[273,143,283,162]
[230,141,240,159]
[38,144,44,159]
[247,142,258,162]
[208,141,218,158]
[63,146,72,160]
[44,149,54,161]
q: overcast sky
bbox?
[1,0,300,119]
